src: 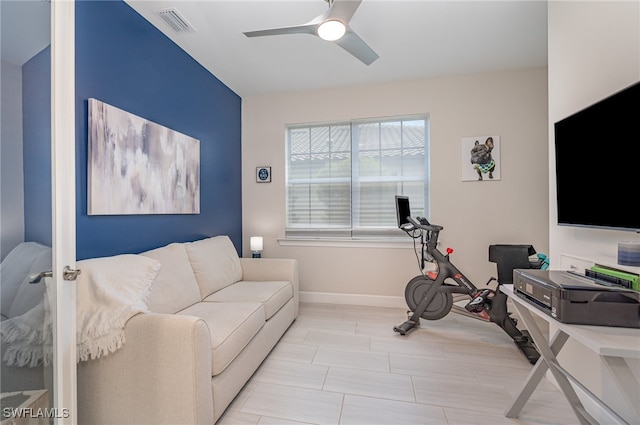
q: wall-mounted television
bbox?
[554,81,640,232]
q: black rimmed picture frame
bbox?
[256,166,271,183]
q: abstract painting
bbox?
[88,98,200,215]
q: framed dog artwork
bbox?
[461,136,501,181]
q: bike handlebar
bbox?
[406,216,443,233]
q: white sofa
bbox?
[77,235,299,424]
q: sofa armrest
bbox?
[239,258,297,284]
[78,313,213,425]
[239,258,299,315]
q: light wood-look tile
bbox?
[412,375,516,414]
[267,342,318,364]
[217,302,580,425]
[216,410,260,425]
[340,394,448,425]
[240,382,343,425]
[443,407,536,425]
[312,347,389,372]
[257,416,311,425]
[251,358,328,390]
[295,316,358,334]
[389,352,480,382]
[474,363,556,394]
[303,329,371,351]
[227,380,257,412]
[440,340,531,368]
[323,367,415,402]
[355,321,403,337]
[516,389,582,424]
[370,334,445,357]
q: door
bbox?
[51,1,78,423]
[0,1,77,423]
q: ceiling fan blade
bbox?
[244,23,316,38]
[244,0,378,65]
[327,0,362,24]
[335,29,379,65]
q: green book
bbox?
[590,265,640,291]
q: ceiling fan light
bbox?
[317,20,346,41]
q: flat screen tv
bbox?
[554,81,640,232]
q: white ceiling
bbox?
[1,1,548,98]
[126,0,548,97]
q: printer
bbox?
[513,269,640,328]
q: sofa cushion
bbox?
[141,243,202,314]
[204,281,292,320]
[178,301,264,376]
[185,236,242,298]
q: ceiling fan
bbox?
[243,0,379,65]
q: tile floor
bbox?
[218,303,580,425]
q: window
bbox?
[285,115,429,238]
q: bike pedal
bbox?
[464,304,484,313]
[464,299,485,313]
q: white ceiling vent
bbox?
[154,8,196,33]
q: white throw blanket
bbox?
[1,254,161,367]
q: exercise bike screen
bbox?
[395,195,411,228]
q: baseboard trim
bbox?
[299,291,406,309]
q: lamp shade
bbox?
[250,236,263,252]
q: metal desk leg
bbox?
[507,302,596,425]
[601,356,640,421]
[505,320,568,417]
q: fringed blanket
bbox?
[1,254,160,367]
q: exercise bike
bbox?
[393,196,542,365]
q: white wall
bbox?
[242,67,549,305]
[548,2,640,423]
[1,60,25,260]
[548,1,640,265]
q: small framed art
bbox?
[256,166,271,183]
[461,136,501,181]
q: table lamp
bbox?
[250,237,263,258]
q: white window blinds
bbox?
[286,116,428,238]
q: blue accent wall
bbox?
[22,1,242,259]
[74,1,242,259]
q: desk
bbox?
[500,284,640,425]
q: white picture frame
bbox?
[461,135,501,181]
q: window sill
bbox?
[277,237,419,249]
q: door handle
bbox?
[29,270,53,284]
[29,266,81,284]
[63,266,81,281]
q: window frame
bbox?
[285,114,429,239]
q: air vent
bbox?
[154,8,196,33]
